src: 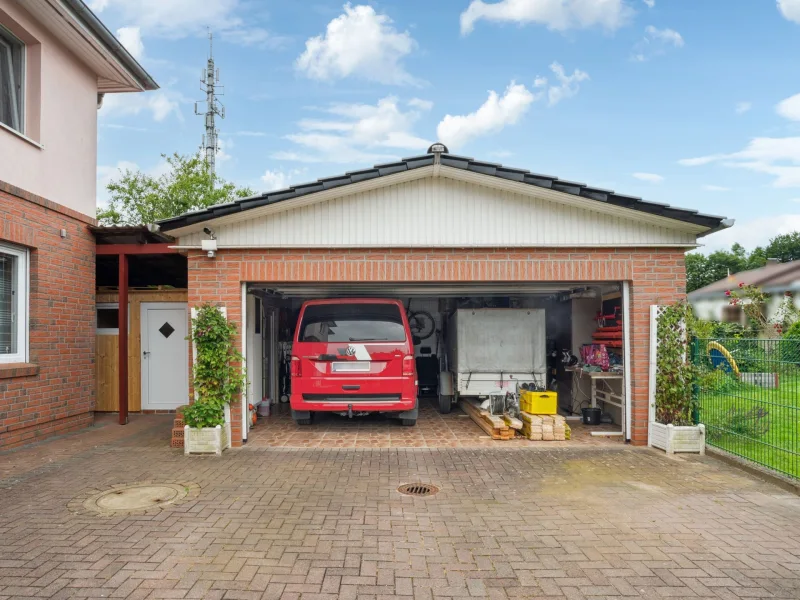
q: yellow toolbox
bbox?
[519,391,558,415]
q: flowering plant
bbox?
[726,283,799,336]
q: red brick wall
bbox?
[0,182,96,449]
[187,247,687,446]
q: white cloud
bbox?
[296,3,417,85]
[437,82,536,150]
[216,138,233,164]
[701,214,800,252]
[679,137,800,188]
[703,185,731,192]
[777,93,800,121]
[91,0,280,49]
[735,101,752,115]
[260,168,307,191]
[632,172,664,183]
[100,90,183,122]
[540,62,589,106]
[116,26,144,60]
[274,97,430,164]
[408,98,434,111]
[642,0,655,7]
[632,25,684,61]
[233,131,267,137]
[778,0,800,24]
[460,0,632,34]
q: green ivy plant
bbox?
[655,302,697,426]
[182,304,246,429]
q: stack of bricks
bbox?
[520,414,568,441]
[170,406,186,449]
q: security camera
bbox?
[203,227,216,239]
[207,250,216,259]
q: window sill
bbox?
[0,121,44,150]
[0,363,39,379]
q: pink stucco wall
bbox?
[0,1,98,218]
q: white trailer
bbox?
[438,308,547,413]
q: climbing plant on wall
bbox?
[655,302,697,426]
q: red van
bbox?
[290,299,418,426]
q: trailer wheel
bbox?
[438,393,453,414]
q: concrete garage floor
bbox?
[248,398,623,448]
[2,417,800,599]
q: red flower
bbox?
[786,291,794,298]
[725,290,731,297]
[739,282,745,288]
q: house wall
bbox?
[186,247,687,447]
[0,182,96,449]
[0,1,98,218]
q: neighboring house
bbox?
[157,147,732,448]
[0,0,156,448]
[689,259,800,324]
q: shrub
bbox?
[182,400,225,429]
[698,368,738,394]
[656,302,696,425]
[185,304,246,429]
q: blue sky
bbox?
[93,0,800,252]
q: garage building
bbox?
[158,146,730,447]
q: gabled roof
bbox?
[158,151,732,234]
[689,260,800,298]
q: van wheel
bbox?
[400,418,416,426]
[438,394,452,414]
[292,410,312,426]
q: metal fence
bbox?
[693,337,800,479]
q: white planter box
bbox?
[649,422,705,454]
[184,423,231,456]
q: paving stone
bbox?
[2,414,800,600]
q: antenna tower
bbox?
[194,31,225,174]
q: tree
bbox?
[764,233,800,263]
[97,153,254,226]
[685,242,769,293]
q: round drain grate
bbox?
[71,482,200,516]
[397,483,439,497]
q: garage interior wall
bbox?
[186,247,686,447]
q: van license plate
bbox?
[332,361,370,372]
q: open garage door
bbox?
[241,281,631,444]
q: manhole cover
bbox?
[397,483,439,497]
[74,482,199,515]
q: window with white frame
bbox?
[0,243,28,363]
[0,25,25,133]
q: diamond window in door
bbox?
[158,322,175,339]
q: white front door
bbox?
[141,303,188,411]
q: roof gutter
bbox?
[697,217,735,238]
[59,0,159,91]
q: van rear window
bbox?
[299,303,406,343]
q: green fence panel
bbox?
[693,337,800,479]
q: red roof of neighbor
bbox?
[689,260,800,296]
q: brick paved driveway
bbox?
[2,417,800,599]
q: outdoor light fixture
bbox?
[202,228,217,258]
[428,142,448,154]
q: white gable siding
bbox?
[180,177,696,248]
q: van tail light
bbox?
[402,355,415,377]
[290,357,301,377]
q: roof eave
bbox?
[56,0,158,91]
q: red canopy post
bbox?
[118,253,129,425]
